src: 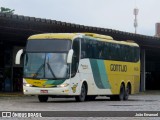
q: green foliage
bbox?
[0,7,14,14]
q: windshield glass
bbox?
[24,53,69,79]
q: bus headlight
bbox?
[58,83,69,87]
[23,83,33,87]
[23,89,28,92]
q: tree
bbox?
[0,7,14,14]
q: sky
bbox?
[0,0,160,36]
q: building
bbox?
[1,13,160,92]
[155,23,160,37]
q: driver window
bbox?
[71,39,80,77]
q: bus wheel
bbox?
[75,84,86,102]
[124,84,130,100]
[38,95,48,102]
[110,84,125,101]
[119,84,125,101]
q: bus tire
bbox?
[110,84,125,101]
[124,84,131,100]
[75,84,86,102]
[38,95,48,102]
[119,84,125,101]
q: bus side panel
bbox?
[74,59,140,96]
[132,61,140,94]
[104,60,140,95]
[79,59,112,95]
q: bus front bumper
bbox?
[23,86,70,95]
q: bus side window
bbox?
[71,39,80,77]
[108,43,113,60]
[123,45,128,61]
[98,42,103,59]
[81,39,90,59]
[121,45,125,61]
[92,41,98,58]
[104,42,109,60]
[116,44,121,61]
[81,39,86,59]
[134,47,140,62]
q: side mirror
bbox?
[15,49,23,64]
[67,49,73,63]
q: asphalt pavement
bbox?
[0,91,160,120]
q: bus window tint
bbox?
[71,39,80,76]
[81,37,139,62]
[134,47,140,62]
[99,42,104,59]
[81,39,92,58]
[92,41,98,58]
[81,39,87,58]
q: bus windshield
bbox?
[24,39,71,79]
[24,53,69,79]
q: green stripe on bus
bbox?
[97,60,110,89]
[90,59,110,89]
[90,59,104,88]
[44,80,65,85]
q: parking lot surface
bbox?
[0,91,160,120]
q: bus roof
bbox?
[83,33,139,47]
[28,33,77,40]
[28,33,139,47]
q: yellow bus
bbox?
[15,33,140,102]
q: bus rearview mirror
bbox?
[67,49,73,63]
[15,49,23,64]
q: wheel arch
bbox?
[82,81,88,95]
[127,82,132,94]
[121,81,125,89]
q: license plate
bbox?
[40,90,48,93]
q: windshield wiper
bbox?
[33,63,44,79]
[46,62,57,79]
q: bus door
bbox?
[70,38,81,94]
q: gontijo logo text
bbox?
[110,64,127,72]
